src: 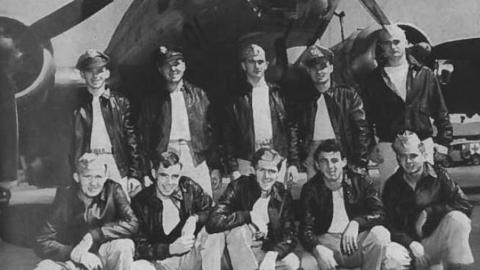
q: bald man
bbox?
[360,24,452,186]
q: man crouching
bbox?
[383,131,473,270]
[205,148,300,270]
[131,151,217,270]
[299,139,402,270]
[34,153,139,270]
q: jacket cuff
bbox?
[154,243,171,260]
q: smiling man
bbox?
[131,151,217,270]
[34,153,138,270]
[72,49,142,198]
[383,131,473,270]
[288,45,371,179]
[206,148,299,270]
[299,139,401,270]
[137,45,221,196]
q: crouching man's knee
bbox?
[280,253,300,270]
[444,211,471,233]
[106,238,135,256]
[368,225,391,247]
[34,259,65,270]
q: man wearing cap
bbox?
[360,24,453,185]
[383,131,473,270]
[34,153,138,270]
[205,148,299,270]
[72,49,142,198]
[288,44,371,179]
[137,45,220,196]
[223,43,296,183]
[299,139,403,270]
[131,150,219,270]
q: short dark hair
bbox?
[313,139,345,161]
[252,148,284,170]
[152,151,182,170]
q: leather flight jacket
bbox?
[299,170,386,252]
[382,164,472,248]
[223,81,289,173]
[206,175,297,260]
[72,88,142,180]
[360,55,453,146]
[288,82,372,170]
[137,80,220,178]
[131,177,213,260]
[34,180,139,261]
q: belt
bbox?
[170,139,190,145]
[91,148,113,154]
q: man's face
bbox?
[74,163,108,198]
[396,143,426,175]
[315,151,346,185]
[81,66,110,90]
[378,30,407,61]
[307,61,333,85]
[255,160,279,192]
[159,59,186,84]
[241,54,268,81]
[154,164,181,196]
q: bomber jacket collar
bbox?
[144,182,184,211]
[246,175,285,204]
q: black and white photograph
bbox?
[1,0,479,269]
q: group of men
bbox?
[32,24,473,270]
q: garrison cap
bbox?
[76,49,109,71]
[302,44,334,68]
[239,43,266,61]
[156,45,184,66]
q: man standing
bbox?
[299,139,400,270]
[72,49,142,197]
[289,45,371,179]
[137,45,220,196]
[131,151,217,270]
[360,25,453,183]
[206,148,299,270]
[383,131,473,270]
[34,153,138,270]
[223,43,295,182]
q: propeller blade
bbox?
[22,0,113,44]
[358,0,390,26]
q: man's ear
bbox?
[73,172,80,184]
[314,160,321,172]
[104,69,110,79]
[240,62,247,71]
[341,157,347,169]
[79,71,86,80]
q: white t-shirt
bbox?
[251,80,273,150]
[252,195,271,225]
[313,94,336,141]
[384,63,409,101]
[90,94,112,150]
[161,197,180,235]
[169,84,192,141]
[327,188,350,233]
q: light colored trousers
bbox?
[204,225,300,270]
[34,239,135,270]
[389,211,474,270]
[133,228,222,270]
[168,140,213,196]
[300,226,410,270]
